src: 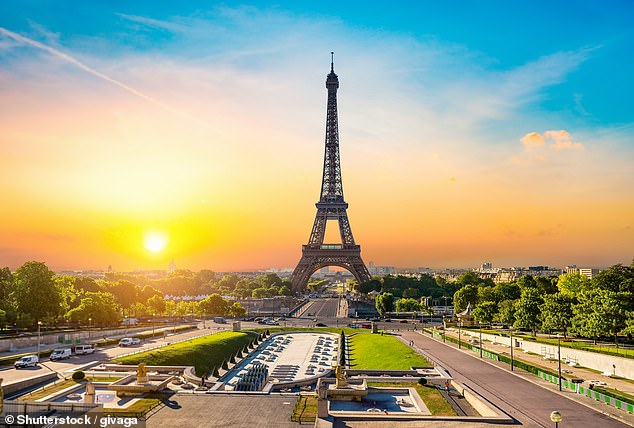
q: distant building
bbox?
[368,265,396,276]
[579,268,600,280]
[168,259,177,274]
[565,265,579,274]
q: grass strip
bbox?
[366,382,456,416]
[114,330,257,376]
[349,333,430,370]
[290,395,318,423]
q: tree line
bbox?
[367,261,634,345]
[0,262,299,330]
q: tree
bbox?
[109,280,137,314]
[356,279,381,294]
[572,289,608,344]
[278,285,293,296]
[540,293,574,337]
[138,285,162,302]
[452,284,478,313]
[375,293,395,315]
[229,302,247,318]
[494,282,521,302]
[592,263,634,294]
[496,299,517,325]
[13,261,62,324]
[147,295,166,315]
[65,292,121,325]
[516,275,537,290]
[535,276,558,295]
[395,298,420,312]
[0,267,14,309]
[472,301,497,324]
[198,294,229,317]
[514,288,542,336]
[557,272,590,296]
[455,272,480,287]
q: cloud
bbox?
[520,132,546,148]
[520,130,583,151]
[0,25,196,121]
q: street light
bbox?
[479,322,483,358]
[557,335,562,391]
[550,410,562,428]
[37,321,42,358]
[88,317,92,343]
[458,319,462,349]
[510,327,514,372]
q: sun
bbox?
[144,232,168,253]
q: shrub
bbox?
[417,377,427,386]
[72,370,85,381]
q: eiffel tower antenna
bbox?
[290,55,370,291]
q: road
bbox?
[1,323,232,385]
[298,298,339,318]
[401,330,630,428]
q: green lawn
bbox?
[114,330,257,376]
[367,382,456,416]
[348,333,430,370]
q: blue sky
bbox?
[0,1,632,270]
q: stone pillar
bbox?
[371,322,378,334]
[84,380,95,404]
[232,322,241,332]
[317,379,329,418]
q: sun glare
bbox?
[144,232,168,253]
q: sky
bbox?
[1,1,633,272]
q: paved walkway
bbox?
[146,394,299,428]
[400,330,634,427]
[441,327,634,397]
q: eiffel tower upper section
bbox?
[305,54,358,249]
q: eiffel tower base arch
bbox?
[290,247,371,292]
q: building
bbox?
[579,268,600,280]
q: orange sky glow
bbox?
[1,8,633,272]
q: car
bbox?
[315,323,327,327]
[14,355,39,368]
[266,320,280,325]
[399,319,409,323]
[74,345,95,355]
[383,318,392,322]
[50,348,72,361]
[369,317,380,322]
[118,337,141,347]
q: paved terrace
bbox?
[223,332,338,390]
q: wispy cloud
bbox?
[0,26,194,120]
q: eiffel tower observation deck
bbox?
[290,54,371,291]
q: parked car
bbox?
[118,337,141,347]
[315,323,327,327]
[399,320,409,324]
[50,348,72,361]
[14,355,39,368]
[266,320,280,325]
[74,345,95,355]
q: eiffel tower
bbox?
[290,54,371,291]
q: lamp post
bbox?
[88,317,92,343]
[458,319,462,349]
[558,335,562,391]
[550,410,562,428]
[510,327,514,372]
[152,314,155,338]
[479,322,483,358]
[37,321,42,359]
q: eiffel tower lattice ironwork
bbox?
[290,54,370,291]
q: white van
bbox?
[14,355,39,368]
[50,348,72,361]
[74,344,95,355]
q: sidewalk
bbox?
[421,328,634,426]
